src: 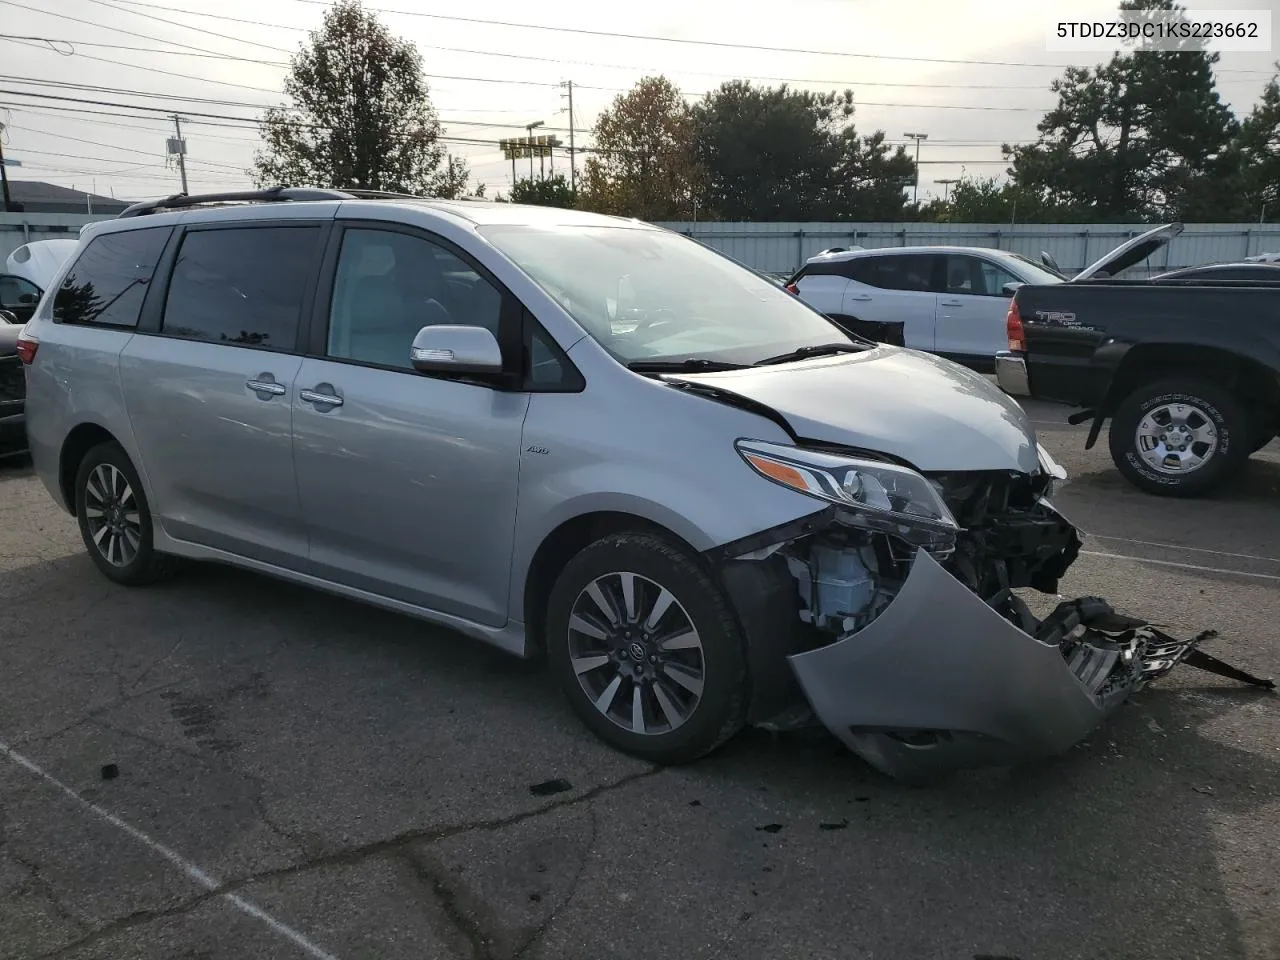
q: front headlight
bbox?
[736,439,959,550]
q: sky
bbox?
[0,0,1277,206]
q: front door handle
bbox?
[246,376,286,397]
[939,299,964,306]
[300,386,344,408]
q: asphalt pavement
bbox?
[1,398,1278,960]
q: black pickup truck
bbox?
[996,225,1280,497]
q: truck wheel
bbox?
[1109,379,1250,497]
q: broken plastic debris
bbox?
[755,823,784,834]
[100,763,119,780]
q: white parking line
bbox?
[1085,534,1280,566]
[1080,549,1280,582]
[0,739,339,960]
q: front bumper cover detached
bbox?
[787,549,1273,781]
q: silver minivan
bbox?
[17,189,1206,781]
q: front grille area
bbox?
[0,356,24,405]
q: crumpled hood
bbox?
[665,346,1039,473]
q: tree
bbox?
[692,82,914,221]
[833,129,916,220]
[252,0,471,197]
[578,76,703,220]
[1236,68,1280,220]
[1006,0,1239,220]
[507,174,576,208]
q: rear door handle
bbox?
[848,294,873,302]
[939,299,964,306]
[246,377,286,397]
[300,386,344,408]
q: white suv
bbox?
[787,246,1066,370]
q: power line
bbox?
[101,2,1059,92]
[82,0,294,54]
[97,0,1269,80]
[284,0,1278,74]
[0,38,287,96]
[0,0,265,59]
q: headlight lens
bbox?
[736,440,959,550]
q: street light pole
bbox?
[935,178,958,203]
[525,120,544,181]
[904,132,928,206]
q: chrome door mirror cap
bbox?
[410,325,503,375]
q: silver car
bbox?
[17,189,1213,781]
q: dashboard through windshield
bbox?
[480,224,854,366]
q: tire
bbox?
[545,531,749,764]
[1108,378,1251,498]
[74,442,177,586]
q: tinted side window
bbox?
[874,254,937,292]
[0,276,41,307]
[327,228,503,371]
[841,258,880,285]
[161,226,318,349]
[54,228,170,328]
[949,256,1020,297]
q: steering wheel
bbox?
[631,307,683,334]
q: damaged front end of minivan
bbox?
[714,439,1272,781]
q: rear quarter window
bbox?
[53,227,171,328]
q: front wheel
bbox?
[1108,378,1250,497]
[545,531,749,764]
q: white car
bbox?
[785,227,1180,370]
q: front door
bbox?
[292,225,528,627]
[119,223,324,569]
[935,254,1020,367]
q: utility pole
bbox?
[560,81,576,194]
[0,123,14,213]
[903,132,928,206]
[168,114,189,194]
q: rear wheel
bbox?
[545,531,748,764]
[1108,378,1250,497]
[74,442,176,585]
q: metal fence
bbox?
[655,221,1280,278]
[0,213,105,264]
[7,213,1280,280]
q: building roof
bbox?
[5,180,130,212]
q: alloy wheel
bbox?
[1135,401,1219,475]
[567,571,705,736]
[83,463,142,567]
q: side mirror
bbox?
[17,293,37,305]
[1002,282,1024,296]
[0,310,15,325]
[410,324,503,375]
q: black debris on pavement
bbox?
[100,763,119,780]
[689,799,701,807]
[819,818,849,831]
[528,778,572,797]
[755,823,783,834]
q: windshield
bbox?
[481,225,853,365]
[1006,253,1067,284]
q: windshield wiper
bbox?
[626,358,750,373]
[753,342,869,366]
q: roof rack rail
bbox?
[117,186,356,218]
